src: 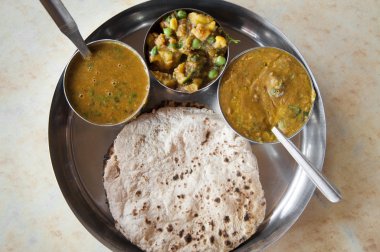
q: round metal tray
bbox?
[49,1,326,251]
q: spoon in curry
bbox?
[40,0,91,59]
[272,127,342,203]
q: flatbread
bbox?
[103,107,266,252]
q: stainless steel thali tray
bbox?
[48,0,326,251]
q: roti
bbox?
[103,107,266,251]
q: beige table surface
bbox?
[1,0,379,251]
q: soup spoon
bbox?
[272,127,342,203]
[40,0,91,59]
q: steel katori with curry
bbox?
[219,47,316,143]
[65,41,149,125]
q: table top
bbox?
[1,0,379,251]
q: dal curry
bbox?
[219,47,316,142]
[65,41,149,125]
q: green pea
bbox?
[215,56,226,66]
[163,27,172,37]
[178,40,183,48]
[192,38,201,49]
[150,46,158,56]
[208,69,218,79]
[168,43,178,49]
[207,36,215,44]
[177,10,187,19]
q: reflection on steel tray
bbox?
[48,0,326,251]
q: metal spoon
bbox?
[272,127,342,203]
[40,0,91,58]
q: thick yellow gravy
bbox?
[65,41,149,125]
[219,47,315,142]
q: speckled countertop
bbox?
[1,0,379,251]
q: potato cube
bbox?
[188,12,213,25]
[169,18,178,30]
[213,36,227,48]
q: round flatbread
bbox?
[103,107,266,252]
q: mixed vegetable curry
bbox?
[65,41,149,125]
[146,10,228,93]
[219,47,316,142]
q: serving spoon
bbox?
[40,0,91,59]
[272,127,342,203]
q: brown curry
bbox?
[65,41,149,125]
[219,47,316,142]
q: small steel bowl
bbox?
[143,8,229,94]
[63,39,150,126]
[218,46,316,144]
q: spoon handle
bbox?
[40,0,91,58]
[272,127,342,203]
